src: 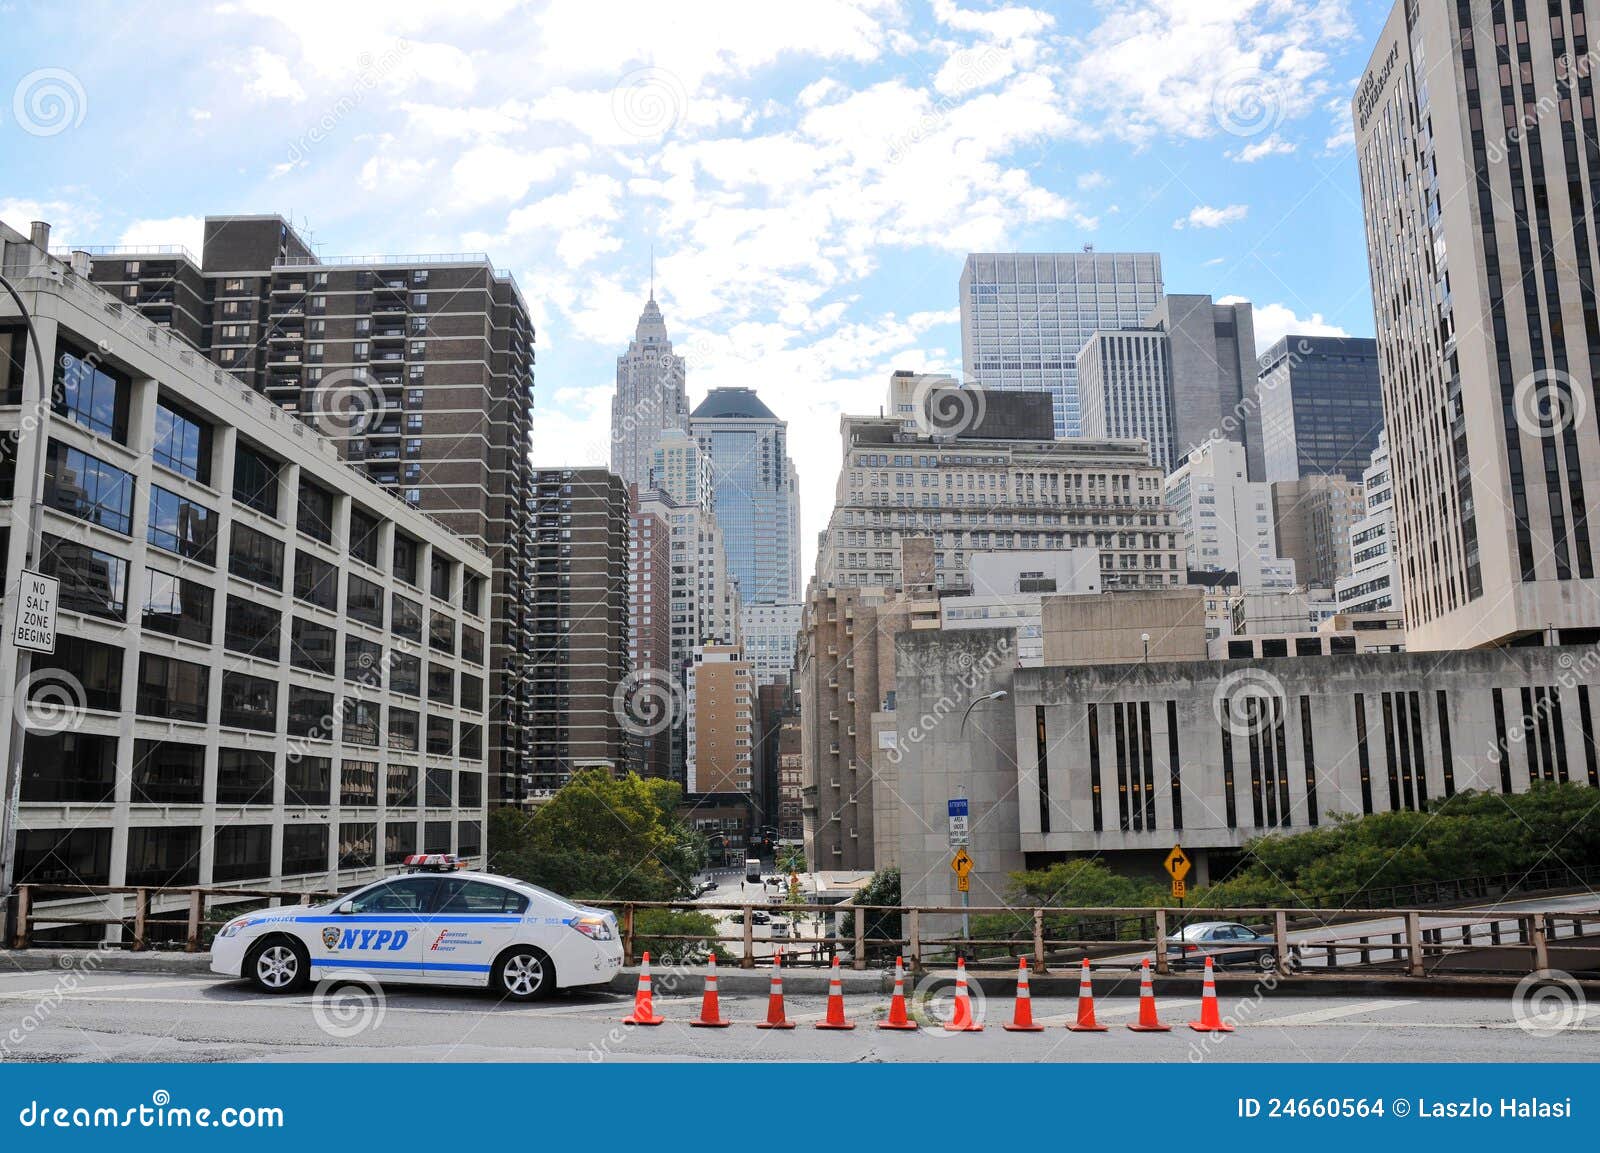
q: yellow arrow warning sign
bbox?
[951,848,973,876]
[1163,845,1191,882]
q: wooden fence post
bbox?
[132,888,149,952]
[1404,911,1424,977]
[1034,908,1048,974]
[853,906,866,970]
[1153,907,1167,975]
[186,889,204,953]
[742,907,754,969]
[908,909,921,972]
[13,886,30,950]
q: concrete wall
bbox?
[1040,587,1208,666]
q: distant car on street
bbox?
[750,910,771,925]
[1167,921,1299,971]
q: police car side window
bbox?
[433,880,528,914]
[349,878,437,913]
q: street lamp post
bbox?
[0,268,53,948]
[954,689,1008,952]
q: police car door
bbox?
[314,876,437,978]
[419,878,529,984]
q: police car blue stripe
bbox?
[292,915,522,924]
[315,958,492,973]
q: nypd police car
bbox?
[210,855,623,1000]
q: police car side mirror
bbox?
[337,901,355,915]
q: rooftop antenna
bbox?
[649,244,655,301]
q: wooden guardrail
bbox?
[10,883,339,953]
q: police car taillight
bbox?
[569,916,614,942]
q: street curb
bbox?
[0,949,212,977]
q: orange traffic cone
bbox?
[1067,958,1107,1032]
[815,956,856,1030]
[755,950,795,1030]
[943,957,984,1032]
[878,956,918,1031]
[1127,958,1172,1033]
[622,950,665,1025]
[689,953,730,1028]
[1003,957,1044,1032]
[1188,955,1234,1033]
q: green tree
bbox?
[837,867,902,963]
[487,770,705,902]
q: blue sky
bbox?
[0,0,1392,550]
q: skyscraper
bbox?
[960,251,1164,438]
[1077,327,1175,472]
[1335,432,1403,617]
[79,214,535,803]
[1356,1,1600,650]
[689,387,801,605]
[1256,336,1385,483]
[1145,295,1260,477]
[610,296,689,493]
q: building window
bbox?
[384,822,417,864]
[125,826,201,887]
[390,652,420,696]
[141,568,212,642]
[286,754,332,806]
[424,821,451,853]
[463,575,484,617]
[293,550,337,610]
[388,707,419,751]
[38,533,127,621]
[19,731,116,803]
[461,625,484,664]
[33,636,122,712]
[427,663,454,706]
[217,748,274,805]
[15,828,112,887]
[233,444,280,518]
[392,594,423,641]
[45,442,134,535]
[287,686,334,738]
[213,825,272,882]
[345,636,382,686]
[228,523,284,589]
[342,698,381,747]
[338,823,376,870]
[340,759,378,807]
[426,715,453,755]
[458,772,482,807]
[458,723,483,761]
[425,767,452,807]
[220,672,277,732]
[290,617,337,675]
[132,740,204,804]
[281,825,329,876]
[393,534,419,586]
[457,822,481,856]
[137,653,208,722]
[349,506,382,566]
[460,674,483,712]
[152,398,211,483]
[297,478,335,544]
[148,485,217,564]
[224,596,281,661]
[54,344,130,442]
[428,612,455,654]
[386,764,417,808]
[347,573,384,627]
[430,555,453,602]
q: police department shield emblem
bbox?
[321,927,340,949]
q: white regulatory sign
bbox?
[12,570,59,655]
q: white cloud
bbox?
[1220,296,1350,351]
[1174,203,1248,229]
[1231,133,1296,162]
[0,198,100,249]
[238,48,306,103]
[119,215,206,256]
[1077,170,1108,189]
[447,143,589,207]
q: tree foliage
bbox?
[487,770,706,902]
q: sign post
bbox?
[1164,845,1191,910]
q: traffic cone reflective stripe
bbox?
[756,950,796,1030]
[1067,958,1107,1032]
[1127,957,1172,1033]
[1188,955,1234,1033]
[878,956,918,1031]
[690,953,731,1028]
[622,950,665,1025]
[815,956,856,1030]
[1003,957,1044,1032]
[943,956,984,1032]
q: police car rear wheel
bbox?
[247,938,309,994]
[495,948,552,1001]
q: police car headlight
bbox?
[217,920,246,939]
[569,916,614,942]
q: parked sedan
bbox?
[1167,922,1298,971]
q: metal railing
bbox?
[591,899,1600,979]
[10,883,339,953]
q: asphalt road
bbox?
[2,970,1597,1063]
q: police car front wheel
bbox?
[494,947,553,1001]
[247,938,310,994]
